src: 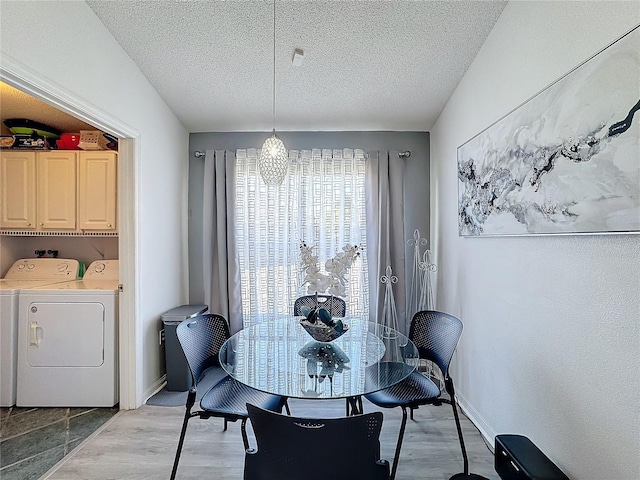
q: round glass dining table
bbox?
[219,317,419,414]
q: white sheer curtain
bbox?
[202,147,405,333]
[365,151,407,334]
[202,150,244,333]
[235,148,369,326]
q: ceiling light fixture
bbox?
[258,0,288,186]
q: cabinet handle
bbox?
[39,222,44,226]
[107,224,112,228]
[26,222,31,226]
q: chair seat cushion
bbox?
[200,376,284,417]
[193,366,228,400]
[366,371,441,408]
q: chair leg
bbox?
[223,418,228,431]
[240,417,250,451]
[447,379,469,475]
[170,390,196,480]
[390,406,409,480]
[170,413,190,480]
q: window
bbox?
[235,148,369,325]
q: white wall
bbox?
[431,2,640,479]
[1,1,190,406]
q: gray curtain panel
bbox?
[365,151,407,334]
[202,150,244,333]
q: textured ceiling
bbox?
[0,2,506,135]
[85,0,507,133]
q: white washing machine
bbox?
[17,260,119,407]
[0,258,81,406]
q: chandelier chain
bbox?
[272,0,276,130]
[258,0,288,186]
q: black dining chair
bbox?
[170,314,289,480]
[243,403,391,480]
[365,310,486,480]
[293,294,347,317]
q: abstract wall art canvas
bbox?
[458,26,640,236]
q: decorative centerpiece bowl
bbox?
[299,306,349,342]
[299,318,349,342]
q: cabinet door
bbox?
[78,152,117,231]
[36,151,77,230]
[0,151,37,229]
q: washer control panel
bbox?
[83,260,119,281]
[4,259,81,280]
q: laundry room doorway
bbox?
[1,59,139,410]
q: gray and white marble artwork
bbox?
[458,26,640,236]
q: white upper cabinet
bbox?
[78,151,117,231]
[0,150,118,233]
[0,151,37,229]
[36,151,77,230]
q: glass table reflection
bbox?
[219,317,419,414]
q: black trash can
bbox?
[162,305,208,391]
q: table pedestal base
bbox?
[346,396,364,415]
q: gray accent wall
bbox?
[188,131,430,305]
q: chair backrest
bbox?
[409,310,463,379]
[176,313,230,385]
[293,294,347,317]
[244,404,389,480]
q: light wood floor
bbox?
[42,398,498,480]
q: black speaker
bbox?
[495,435,569,480]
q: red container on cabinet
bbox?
[56,133,80,150]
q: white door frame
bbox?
[1,54,140,410]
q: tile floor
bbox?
[0,406,118,480]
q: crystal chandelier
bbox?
[259,0,288,186]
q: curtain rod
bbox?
[194,150,410,158]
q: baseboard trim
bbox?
[144,375,167,404]
[456,390,497,452]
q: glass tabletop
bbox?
[219,317,419,400]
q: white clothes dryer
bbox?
[16,260,119,407]
[0,258,80,406]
